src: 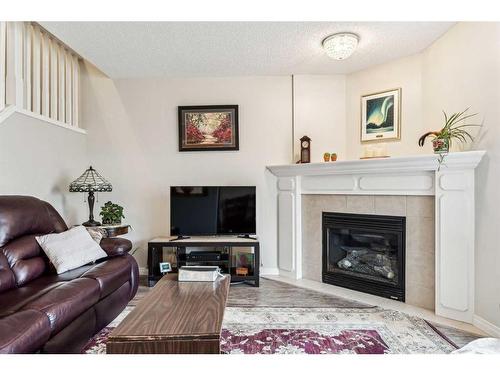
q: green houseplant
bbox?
[418,108,481,166]
[100,201,125,225]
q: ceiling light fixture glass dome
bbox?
[322,33,359,60]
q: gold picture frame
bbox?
[360,88,401,143]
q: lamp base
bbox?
[82,219,101,227]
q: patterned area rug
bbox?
[221,307,456,354]
[83,306,457,354]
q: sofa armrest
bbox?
[99,238,132,257]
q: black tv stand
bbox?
[237,234,257,240]
[147,236,260,287]
[170,235,191,241]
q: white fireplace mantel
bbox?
[267,151,485,323]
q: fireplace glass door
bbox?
[322,212,405,301]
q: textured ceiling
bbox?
[40,22,454,79]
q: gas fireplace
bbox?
[322,212,406,301]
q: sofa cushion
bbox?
[81,256,132,299]
[0,252,15,293]
[0,265,94,317]
[0,309,51,353]
[0,279,65,318]
[0,196,67,248]
[2,235,47,286]
[42,308,97,354]
[36,226,107,274]
[23,278,100,335]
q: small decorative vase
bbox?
[330,153,338,162]
[323,153,331,162]
[432,138,449,154]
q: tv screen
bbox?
[170,186,256,236]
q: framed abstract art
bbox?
[178,105,239,151]
[360,88,401,142]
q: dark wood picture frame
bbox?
[178,105,239,152]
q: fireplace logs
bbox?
[337,247,396,280]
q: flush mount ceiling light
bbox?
[322,32,359,60]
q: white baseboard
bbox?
[260,267,279,276]
[138,267,148,276]
[473,315,500,338]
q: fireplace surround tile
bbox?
[346,195,375,214]
[406,284,435,311]
[302,194,435,310]
[406,216,435,255]
[407,196,434,218]
[374,196,407,216]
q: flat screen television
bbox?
[170,186,256,236]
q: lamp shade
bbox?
[69,166,112,193]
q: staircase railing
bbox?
[1,22,81,129]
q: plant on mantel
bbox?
[418,108,481,169]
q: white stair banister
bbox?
[65,48,72,125]
[41,30,50,117]
[31,24,41,114]
[5,22,24,108]
[0,22,84,133]
[23,23,32,111]
[57,44,65,123]
[49,37,58,120]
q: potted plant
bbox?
[418,108,481,165]
[100,201,125,225]
[330,153,338,162]
[323,152,330,162]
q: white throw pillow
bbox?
[36,226,108,274]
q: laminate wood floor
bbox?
[228,279,370,308]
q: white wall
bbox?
[346,54,425,159]
[80,63,293,270]
[293,75,346,162]
[0,112,88,224]
[421,23,500,332]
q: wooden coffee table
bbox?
[107,274,230,354]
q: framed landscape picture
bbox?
[361,88,401,142]
[178,105,239,151]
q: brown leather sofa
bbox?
[0,196,139,353]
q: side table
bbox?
[98,224,131,237]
